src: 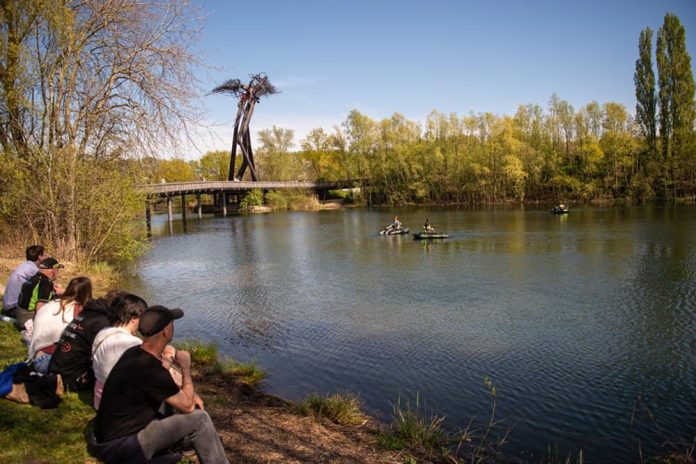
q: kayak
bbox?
[550,207,569,214]
[413,232,450,240]
[379,227,409,235]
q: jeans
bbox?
[15,307,34,330]
[32,353,52,374]
[137,409,229,464]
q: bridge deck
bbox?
[140,180,349,197]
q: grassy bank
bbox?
[0,322,407,463]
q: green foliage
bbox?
[198,150,230,181]
[265,190,288,210]
[296,392,365,425]
[239,189,265,210]
[0,151,147,263]
[634,27,657,156]
[656,13,696,198]
[158,158,198,182]
[328,189,352,200]
[213,359,266,386]
[257,126,299,181]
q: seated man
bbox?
[15,257,63,330]
[92,305,228,464]
[385,215,402,232]
[92,293,148,409]
[2,245,45,318]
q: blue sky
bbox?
[189,0,696,156]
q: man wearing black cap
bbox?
[15,257,64,330]
[93,305,229,464]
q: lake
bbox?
[120,205,696,462]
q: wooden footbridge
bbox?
[140,180,355,235]
[142,74,359,235]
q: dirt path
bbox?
[196,372,408,464]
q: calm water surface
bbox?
[121,205,696,462]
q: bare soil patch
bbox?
[195,368,407,464]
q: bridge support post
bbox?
[181,194,187,233]
[221,192,227,217]
[145,200,152,238]
[196,193,202,219]
[167,196,173,235]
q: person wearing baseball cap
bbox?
[93,305,228,464]
[2,245,45,318]
[15,256,64,330]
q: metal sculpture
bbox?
[212,73,278,181]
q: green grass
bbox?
[378,393,445,453]
[538,445,584,464]
[0,321,26,366]
[295,391,366,425]
[173,339,219,366]
[0,390,97,463]
[213,358,266,386]
[0,322,97,463]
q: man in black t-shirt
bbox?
[93,305,228,464]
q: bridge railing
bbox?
[139,180,358,197]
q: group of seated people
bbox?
[2,245,229,464]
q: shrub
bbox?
[285,189,320,211]
[296,391,365,425]
[265,190,288,210]
[239,189,264,210]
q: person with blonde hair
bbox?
[28,276,93,373]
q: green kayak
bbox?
[413,232,450,240]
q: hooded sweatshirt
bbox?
[48,298,112,386]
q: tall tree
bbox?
[257,126,296,180]
[656,13,696,196]
[634,28,657,156]
[198,150,231,181]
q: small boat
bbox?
[413,232,450,240]
[550,206,569,214]
[379,227,410,235]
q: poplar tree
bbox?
[656,13,696,196]
[634,28,657,158]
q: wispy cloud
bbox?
[273,76,318,89]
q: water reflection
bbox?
[123,205,696,462]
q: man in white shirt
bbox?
[92,293,148,409]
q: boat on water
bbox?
[550,206,569,214]
[413,232,450,240]
[379,227,410,235]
